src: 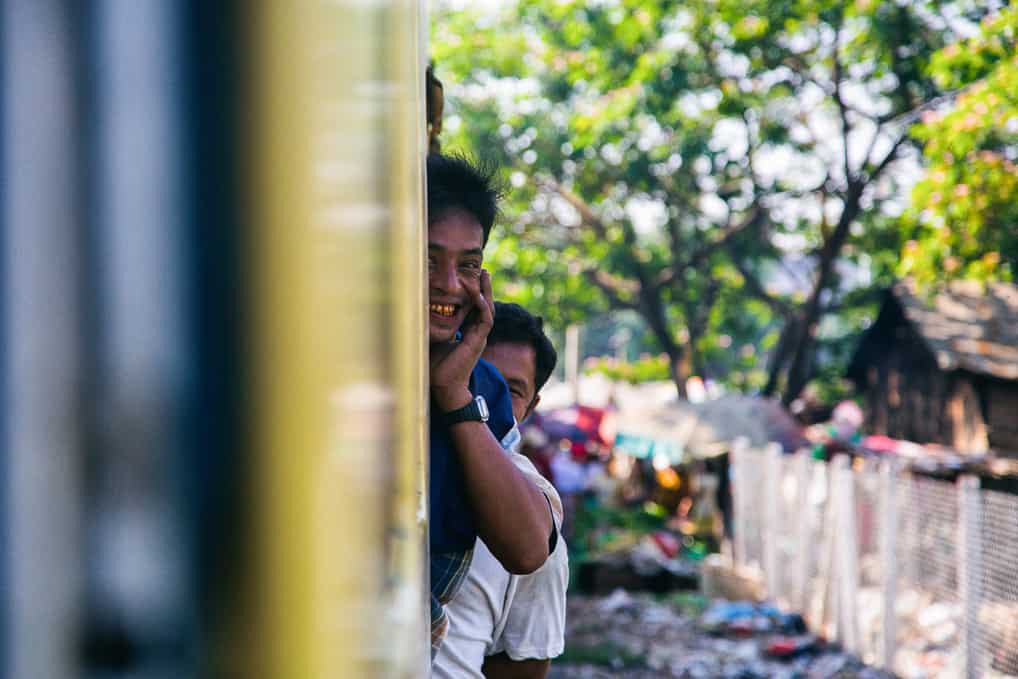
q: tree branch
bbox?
[863,131,909,182]
[540,177,608,239]
[685,204,764,270]
[542,176,656,286]
[692,279,721,334]
[858,124,885,179]
[831,11,853,182]
[727,251,792,315]
[656,267,680,290]
[582,269,639,310]
[820,285,883,314]
[656,203,765,296]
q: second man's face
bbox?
[482,341,539,424]
[427,209,485,345]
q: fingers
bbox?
[457,290,491,356]
[429,340,454,370]
[478,269,494,326]
[462,270,492,329]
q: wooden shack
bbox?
[847,279,1018,455]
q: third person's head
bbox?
[482,302,557,423]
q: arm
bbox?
[432,271,552,575]
[442,417,551,574]
[482,654,549,679]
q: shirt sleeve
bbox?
[489,532,569,660]
[488,453,569,661]
[506,452,562,524]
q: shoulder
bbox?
[508,452,564,527]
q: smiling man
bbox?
[434,302,568,679]
[426,154,554,656]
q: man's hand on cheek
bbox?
[430,270,495,412]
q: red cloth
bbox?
[576,405,611,445]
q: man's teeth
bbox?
[430,304,456,317]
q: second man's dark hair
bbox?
[427,153,503,246]
[490,302,558,394]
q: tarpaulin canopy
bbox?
[614,395,806,464]
[536,405,615,446]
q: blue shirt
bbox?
[429,357,516,554]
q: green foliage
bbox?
[584,354,672,384]
[433,0,979,401]
[569,497,668,567]
[487,233,606,326]
[904,5,1018,286]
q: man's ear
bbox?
[522,394,541,423]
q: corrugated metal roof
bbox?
[894,279,1018,380]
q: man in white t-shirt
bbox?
[434,302,568,679]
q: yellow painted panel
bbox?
[247,1,428,677]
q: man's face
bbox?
[428,209,484,345]
[482,341,540,424]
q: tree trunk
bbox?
[669,346,691,399]
[782,329,817,406]
[639,285,688,399]
[780,183,863,406]
[763,317,798,397]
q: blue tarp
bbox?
[614,431,686,465]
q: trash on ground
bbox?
[551,591,898,679]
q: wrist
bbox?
[433,386,473,413]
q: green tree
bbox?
[904,5,1018,286]
[433,0,986,402]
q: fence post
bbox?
[794,451,812,612]
[763,443,782,603]
[832,454,860,654]
[813,461,837,636]
[958,474,981,678]
[878,458,898,671]
[731,437,750,571]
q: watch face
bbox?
[475,395,489,422]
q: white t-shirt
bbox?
[433,453,569,678]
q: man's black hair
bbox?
[490,301,558,394]
[427,153,503,245]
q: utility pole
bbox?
[565,324,580,405]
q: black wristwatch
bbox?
[443,395,489,426]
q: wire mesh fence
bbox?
[730,443,1018,679]
[972,489,1018,678]
[894,475,963,678]
[853,463,884,667]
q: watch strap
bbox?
[443,395,488,425]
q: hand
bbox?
[430,269,495,412]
